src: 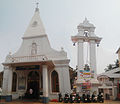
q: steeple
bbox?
[23,3,46,38]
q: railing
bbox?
[6,55,48,63]
[99,81,113,86]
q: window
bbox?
[51,70,59,92]
[12,72,17,92]
[99,78,102,81]
[119,84,120,93]
[109,78,114,82]
[84,30,89,37]
[0,72,3,88]
[109,88,112,96]
[32,21,38,27]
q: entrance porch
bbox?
[2,60,55,103]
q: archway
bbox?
[27,71,39,99]
[51,70,59,92]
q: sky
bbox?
[0,0,120,74]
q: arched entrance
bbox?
[27,71,39,99]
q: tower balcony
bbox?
[71,35,102,44]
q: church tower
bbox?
[71,18,102,95]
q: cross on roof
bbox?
[36,2,39,8]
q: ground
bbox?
[0,100,120,104]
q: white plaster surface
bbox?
[71,18,102,94]
[2,7,71,100]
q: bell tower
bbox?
[71,18,102,94]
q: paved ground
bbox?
[0,100,120,104]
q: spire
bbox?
[23,2,46,38]
[83,17,89,24]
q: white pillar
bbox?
[7,69,13,94]
[77,40,84,80]
[2,66,13,95]
[89,40,97,78]
[2,66,9,94]
[42,65,48,97]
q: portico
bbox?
[3,58,54,98]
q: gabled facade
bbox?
[98,68,120,100]
[2,6,71,102]
[98,46,120,101]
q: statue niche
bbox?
[31,42,37,55]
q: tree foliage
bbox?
[104,59,119,72]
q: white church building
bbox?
[2,6,71,102]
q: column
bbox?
[77,40,84,81]
[2,66,13,102]
[42,65,49,103]
[2,66,13,95]
[7,69,13,95]
[62,66,71,94]
[2,66,9,94]
[89,40,97,78]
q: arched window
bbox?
[12,72,17,92]
[84,30,89,37]
[51,70,59,92]
[0,72,3,88]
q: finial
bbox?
[83,17,89,23]
[35,2,39,12]
[36,2,39,8]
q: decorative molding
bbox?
[22,34,47,39]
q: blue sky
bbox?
[0,0,120,73]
